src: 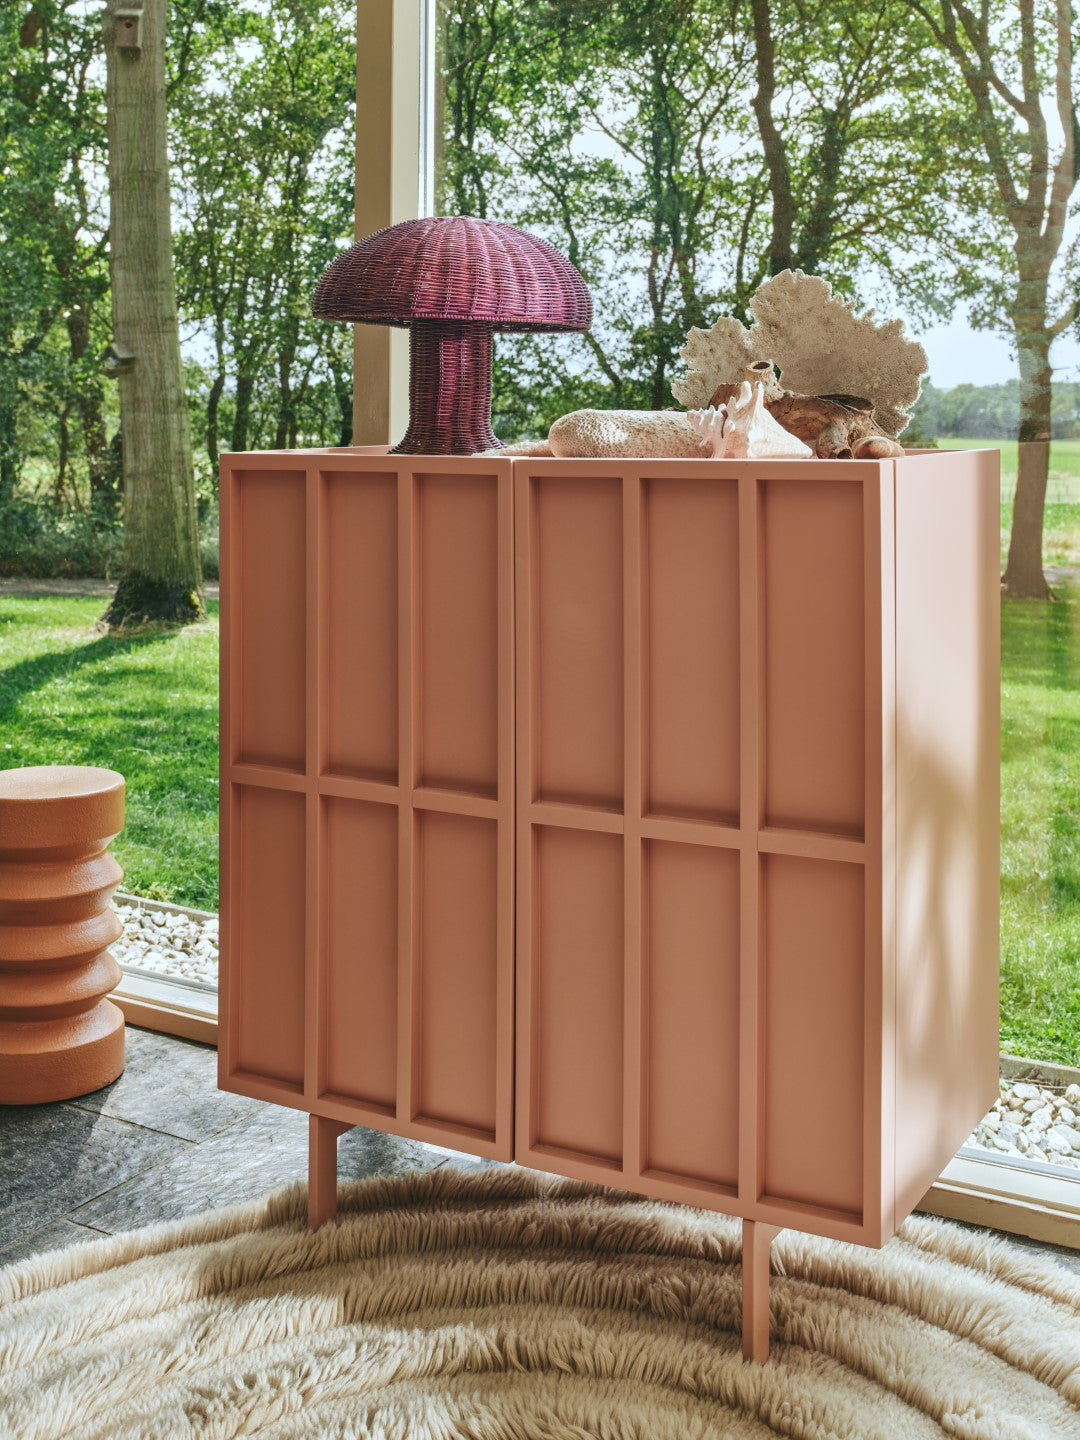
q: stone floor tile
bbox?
[70,1027,264,1142]
[69,1107,446,1234]
[0,1218,108,1268]
[0,1103,190,1249]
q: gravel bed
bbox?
[110,896,1080,1174]
[967,1080,1080,1170]
[113,896,218,987]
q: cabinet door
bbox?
[514,463,743,1207]
[220,455,515,1160]
[514,459,887,1241]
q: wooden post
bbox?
[354,0,423,445]
[741,1220,780,1363]
[308,1116,353,1228]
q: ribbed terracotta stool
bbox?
[0,766,126,1104]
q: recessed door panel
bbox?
[416,810,499,1136]
[645,478,739,822]
[532,825,624,1164]
[234,470,306,770]
[323,471,398,782]
[418,472,499,796]
[763,479,864,836]
[762,853,864,1218]
[234,784,305,1086]
[532,475,623,808]
[323,797,397,1109]
[645,840,739,1189]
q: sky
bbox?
[916,313,1080,390]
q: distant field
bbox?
[941,438,1080,500]
[939,439,1080,570]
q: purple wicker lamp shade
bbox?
[312,217,592,455]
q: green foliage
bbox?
[915,382,1080,442]
[0,2,110,506]
[0,499,122,578]
[439,0,986,435]
[171,0,355,459]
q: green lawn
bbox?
[999,589,1080,1064]
[0,597,218,910]
[943,438,1080,569]
[2,570,1079,1064]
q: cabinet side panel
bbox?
[234,470,306,769]
[324,797,398,1107]
[534,476,624,808]
[416,810,498,1136]
[418,472,499,795]
[323,471,398,781]
[894,450,1000,1220]
[645,840,739,1187]
[763,854,864,1217]
[763,479,864,834]
[645,478,739,822]
[534,825,624,1162]
[234,785,306,1085]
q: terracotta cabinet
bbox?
[219,446,999,1359]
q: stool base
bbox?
[0,1001,125,1104]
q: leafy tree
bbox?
[171,0,355,465]
[904,0,1078,598]
[0,3,111,511]
[436,0,981,438]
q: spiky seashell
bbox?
[672,270,928,437]
[688,382,812,459]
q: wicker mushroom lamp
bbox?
[312,216,592,455]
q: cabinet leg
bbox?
[308,1116,351,1229]
[741,1220,780,1363]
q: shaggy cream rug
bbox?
[1,1167,1078,1439]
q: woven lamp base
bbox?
[392,322,502,455]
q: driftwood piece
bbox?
[709,363,903,459]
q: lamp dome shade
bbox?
[311,216,592,333]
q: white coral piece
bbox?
[688,382,812,459]
[547,409,707,459]
[672,271,928,437]
[671,317,755,410]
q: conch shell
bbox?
[688,381,812,459]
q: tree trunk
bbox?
[231,367,255,453]
[206,368,225,468]
[1002,323,1053,599]
[66,308,115,519]
[103,0,203,627]
[749,0,794,276]
[0,367,17,506]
